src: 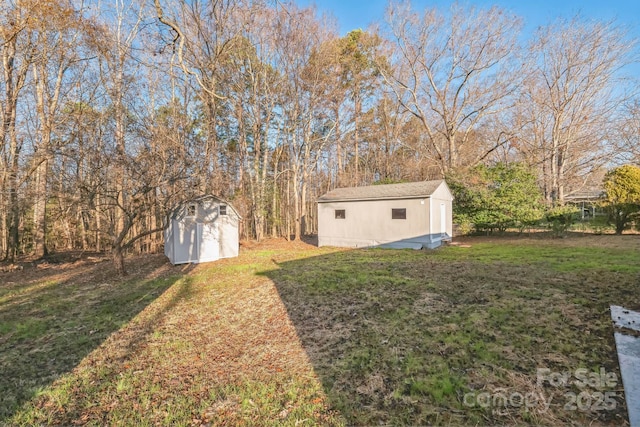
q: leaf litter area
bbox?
[3,242,339,426]
[2,235,640,426]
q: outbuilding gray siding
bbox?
[317,180,453,249]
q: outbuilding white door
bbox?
[174,220,198,263]
[197,222,219,263]
[440,203,446,237]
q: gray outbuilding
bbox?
[164,195,241,265]
[317,180,453,249]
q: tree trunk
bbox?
[556,146,566,204]
[615,211,627,235]
[292,167,300,241]
[149,199,157,253]
[550,145,558,204]
[353,92,360,186]
[285,170,291,241]
[7,144,20,262]
[7,189,19,263]
[334,103,343,187]
[2,25,30,263]
[95,193,101,252]
[204,97,219,193]
[301,178,307,236]
[0,196,6,257]
[271,149,280,238]
[3,100,21,263]
[80,209,88,250]
[113,61,127,269]
[32,158,49,258]
[112,245,127,275]
[448,133,457,173]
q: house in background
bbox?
[564,189,605,220]
[317,180,453,249]
[164,195,241,265]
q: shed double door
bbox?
[174,220,219,264]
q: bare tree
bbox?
[0,0,35,262]
[378,1,523,175]
[520,17,636,204]
[614,100,640,165]
[275,4,337,239]
[28,0,89,258]
[154,0,263,195]
[90,0,150,274]
[225,9,289,241]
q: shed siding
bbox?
[164,226,173,260]
[318,198,430,248]
[317,181,453,249]
[431,182,453,238]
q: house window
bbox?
[186,204,196,217]
[392,208,406,219]
[335,209,346,219]
[219,205,227,216]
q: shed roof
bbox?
[317,180,446,202]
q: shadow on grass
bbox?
[0,255,193,422]
[263,244,637,426]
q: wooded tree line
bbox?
[1,0,638,271]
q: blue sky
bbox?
[297,0,640,38]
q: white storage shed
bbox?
[164,195,241,265]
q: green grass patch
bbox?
[0,256,180,423]
[433,239,640,273]
[263,236,638,425]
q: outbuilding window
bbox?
[186,204,196,217]
[219,205,227,216]
[335,209,346,219]
[392,208,406,219]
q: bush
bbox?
[546,205,580,237]
[587,215,613,235]
[454,221,475,236]
[448,163,545,234]
[603,165,640,235]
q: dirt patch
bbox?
[413,292,450,314]
[1,252,177,289]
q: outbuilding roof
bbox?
[564,189,605,201]
[317,180,446,202]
